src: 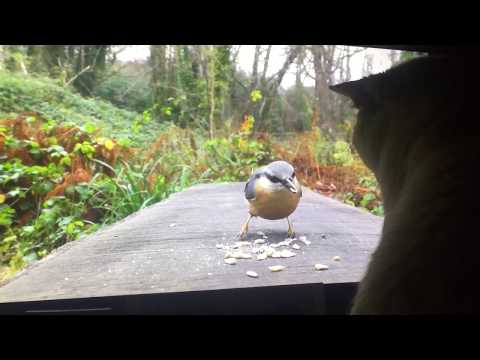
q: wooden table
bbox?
[0,183,383,314]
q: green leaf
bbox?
[84,122,97,134]
[0,205,15,226]
[250,90,263,103]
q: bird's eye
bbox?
[269,175,280,183]
[292,172,295,178]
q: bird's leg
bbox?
[239,215,253,240]
[286,217,295,238]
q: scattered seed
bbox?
[299,236,311,245]
[265,247,275,257]
[333,256,341,262]
[169,223,176,227]
[216,244,224,249]
[280,249,296,258]
[246,271,258,278]
[64,277,69,281]
[224,258,237,265]
[292,244,301,250]
[269,265,286,272]
[256,253,267,261]
[321,234,326,239]
[235,241,251,247]
[207,273,213,276]
[254,239,266,245]
[315,264,329,271]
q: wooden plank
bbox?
[0,183,383,304]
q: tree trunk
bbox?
[257,46,300,131]
[150,45,167,119]
[205,46,216,139]
[310,45,338,137]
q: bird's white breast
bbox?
[248,176,301,220]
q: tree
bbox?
[150,45,168,119]
[303,45,364,137]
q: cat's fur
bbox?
[330,55,480,314]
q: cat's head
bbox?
[330,56,462,174]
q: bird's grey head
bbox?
[262,161,298,193]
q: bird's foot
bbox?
[286,217,295,238]
[238,223,249,240]
[287,228,295,239]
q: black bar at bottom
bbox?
[0,282,357,315]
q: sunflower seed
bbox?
[246,271,258,278]
[333,256,341,261]
[235,241,251,247]
[269,265,286,272]
[224,258,237,265]
[265,247,275,257]
[314,264,329,271]
[230,251,252,259]
[280,249,296,258]
[256,253,267,260]
[299,236,311,245]
[216,244,224,249]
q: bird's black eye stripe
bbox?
[267,174,280,183]
[292,172,295,178]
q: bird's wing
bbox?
[244,177,256,200]
[244,170,262,200]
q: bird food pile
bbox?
[216,232,340,278]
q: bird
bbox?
[240,160,302,239]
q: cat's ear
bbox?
[330,78,376,109]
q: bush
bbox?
[0,113,276,280]
[0,113,140,274]
[93,71,152,112]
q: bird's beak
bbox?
[283,178,297,193]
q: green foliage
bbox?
[250,90,263,103]
[0,71,161,146]
[93,71,152,112]
[313,128,354,166]
[202,133,272,181]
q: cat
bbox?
[330,55,480,314]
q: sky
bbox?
[116,45,395,88]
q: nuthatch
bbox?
[240,160,302,239]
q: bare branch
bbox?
[261,45,272,82]
[65,65,91,87]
